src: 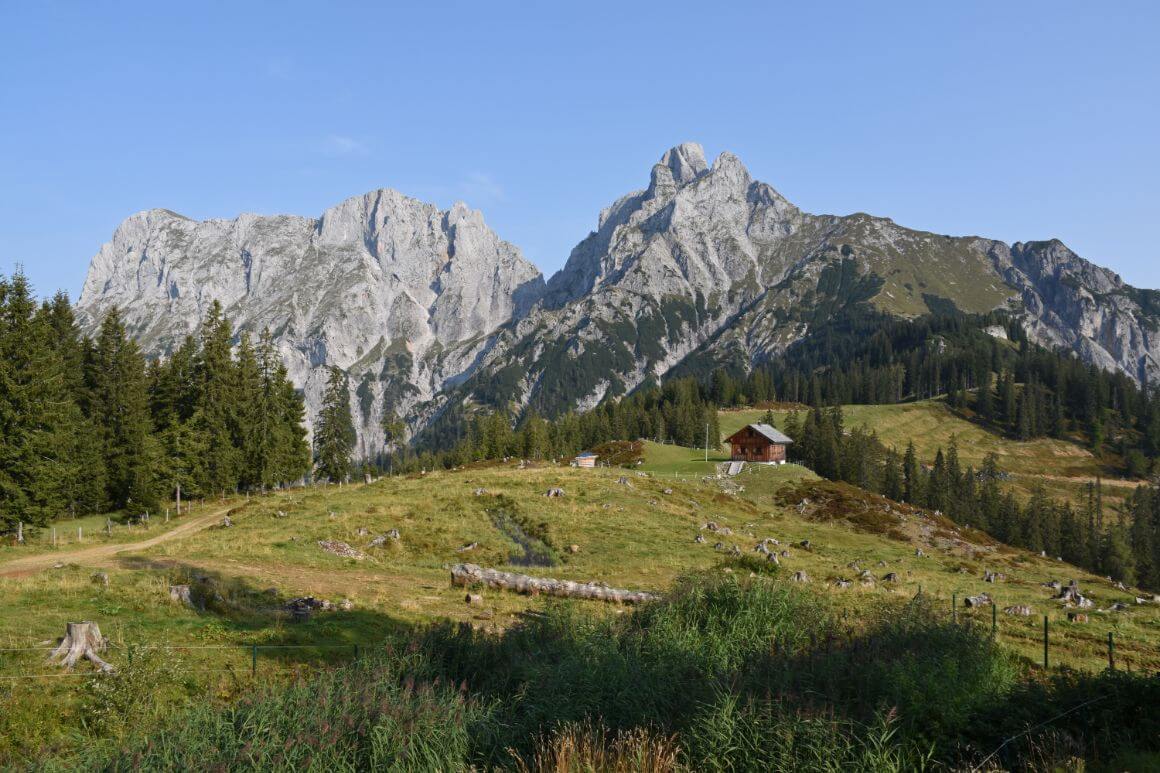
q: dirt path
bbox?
[0,507,234,578]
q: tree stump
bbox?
[169,585,194,607]
[48,622,114,672]
[91,572,109,588]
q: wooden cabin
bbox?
[574,451,599,469]
[725,423,792,464]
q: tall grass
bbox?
[38,572,1160,771]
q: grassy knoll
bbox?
[720,400,1144,508]
[2,461,1159,766]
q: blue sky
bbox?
[2,1,1158,299]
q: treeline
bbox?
[388,377,720,473]
[0,272,309,533]
[699,310,1160,472]
[781,406,1157,590]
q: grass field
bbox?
[2,456,1159,764]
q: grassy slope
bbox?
[720,400,1144,507]
[2,455,1158,762]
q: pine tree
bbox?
[314,366,355,482]
[195,302,242,495]
[88,308,158,512]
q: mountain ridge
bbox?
[76,143,1160,452]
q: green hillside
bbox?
[3,459,1158,765]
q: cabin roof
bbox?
[726,423,793,445]
[575,451,598,458]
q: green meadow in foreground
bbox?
[37,573,1160,771]
[2,456,1159,768]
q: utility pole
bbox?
[175,482,181,516]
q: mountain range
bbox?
[77,143,1160,451]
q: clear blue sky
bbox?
[2,1,1158,299]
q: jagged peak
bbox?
[659,142,709,184]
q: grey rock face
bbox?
[77,190,545,450]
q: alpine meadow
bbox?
[4,4,1160,769]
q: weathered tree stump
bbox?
[169,585,194,607]
[48,622,114,672]
[91,572,109,588]
[965,593,993,607]
[465,593,484,606]
[790,571,810,583]
[450,563,656,604]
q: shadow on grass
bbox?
[34,563,1160,771]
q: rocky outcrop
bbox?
[77,191,545,450]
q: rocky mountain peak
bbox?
[659,142,709,184]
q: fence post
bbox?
[252,645,258,677]
[353,644,360,661]
[1043,616,1049,670]
[952,594,957,624]
[992,603,997,638]
[1108,632,1115,671]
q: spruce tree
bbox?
[88,307,157,511]
[314,366,355,482]
[195,302,241,494]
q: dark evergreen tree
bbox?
[314,366,355,482]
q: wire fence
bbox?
[913,585,1158,675]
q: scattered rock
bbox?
[465,593,485,606]
[694,534,706,544]
[616,477,631,486]
[456,542,479,553]
[767,553,779,565]
[882,572,899,583]
[983,570,1006,583]
[356,527,369,537]
[284,596,332,622]
[780,550,790,558]
[274,510,288,518]
[1067,612,1089,624]
[319,539,367,560]
[790,571,810,583]
[339,599,354,611]
[915,548,925,557]
[1110,602,1130,612]
[799,540,811,550]
[1114,581,1127,591]
[91,572,109,588]
[833,578,852,589]
[729,545,742,557]
[714,542,724,551]
[964,593,993,607]
[1004,605,1033,616]
[221,516,233,528]
[544,487,566,498]
[473,488,488,496]
[662,488,673,495]
[567,544,581,554]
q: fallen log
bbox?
[450,563,656,604]
[48,621,114,673]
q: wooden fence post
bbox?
[1108,631,1115,671]
[1043,616,1049,670]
